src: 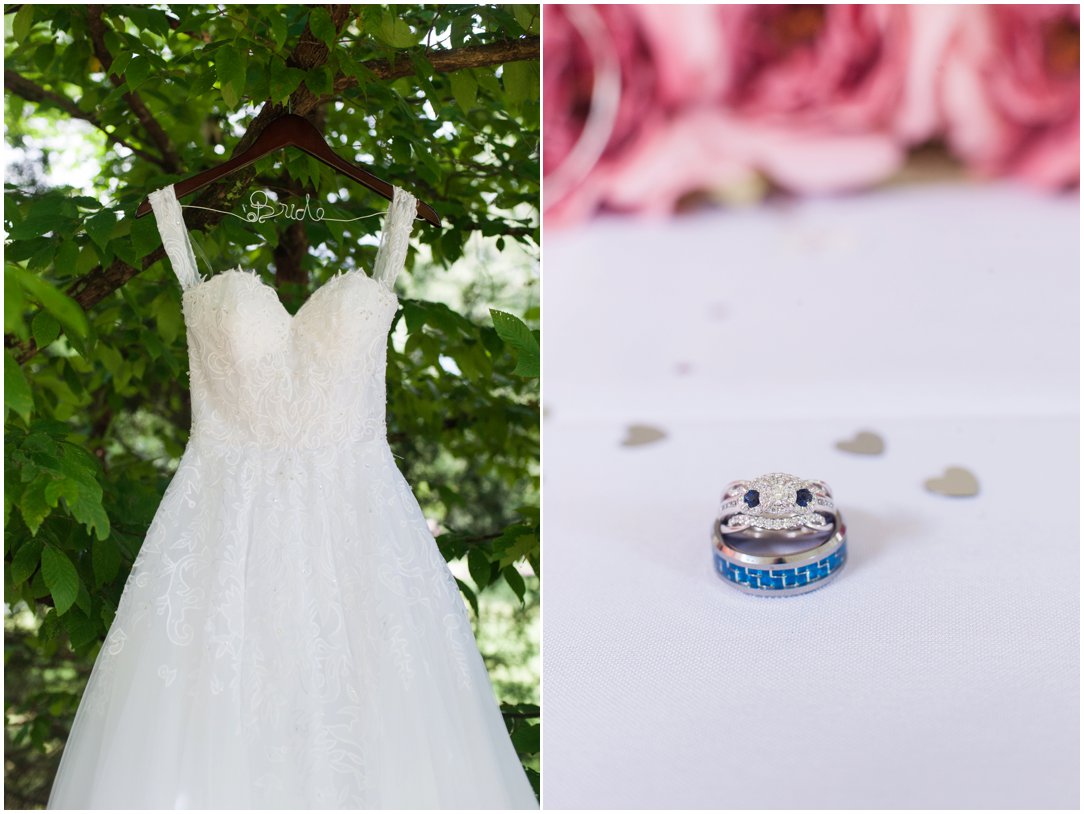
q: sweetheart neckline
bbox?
[182,267,398,322]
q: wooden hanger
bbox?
[135,113,441,226]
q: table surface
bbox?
[540,183,1080,810]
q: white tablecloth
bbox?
[541,184,1079,809]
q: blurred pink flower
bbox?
[545,5,957,222]
[615,4,959,211]
[940,5,1080,188]
[543,5,663,225]
[717,5,960,186]
[543,4,1079,225]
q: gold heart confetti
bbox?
[620,424,667,448]
[924,466,980,497]
[835,430,885,456]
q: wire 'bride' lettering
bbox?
[243,190,326,223]
[182,190,384,225]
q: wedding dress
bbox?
[46,184,538,810]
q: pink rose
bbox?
[940,5,1079,188]
[545,5,958,222]
[542,5,663,225]
[613,4,956,210]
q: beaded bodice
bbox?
[146,184,416,449]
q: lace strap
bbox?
[146,185,203,291]
[372,186,417,290]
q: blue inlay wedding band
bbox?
[712,473,847,596]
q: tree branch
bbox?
[4,69,169,168]
[460,222,537,240]
[440,531,503,546]
[330,37,540,96]
[13,29,540,364]
[86,5,182,172]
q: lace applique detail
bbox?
[146,185,204,291]
[372,186,417,290]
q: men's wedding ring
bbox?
[712,473,847,596]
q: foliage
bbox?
[4,3,539,806]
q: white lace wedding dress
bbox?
[46,184,538,810]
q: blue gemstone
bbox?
[743,489,760,508]
[796,488,812,507]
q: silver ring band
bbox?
[712,520,847,596]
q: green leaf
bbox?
[11,538,43,584]
[125,55,151,90]
[109,51,134,81]
[511,722,540,755]
[129,216,160,260]
[455,577,479,618]
[3,470,14,529]
[13,5,34,42]
[5,266,28,340]
[503,565,526,602]
[152,291,182,344]
[63,611,100,649]
[216,46,247,109]
[269,57,305,103]
[92,537,121,587]
[220,79,239,109]
[84,209,117,251]
[338,52,371,82]
[375,14,417,49]
[14,268,90,340]
[401,301,426,334]
[18,436,111,540]
[495,530,538,569]
[31,311,60,348]
[490,309,539,378]
[123,5,172,36]
[308,7,336,47]
[502,61,535,109]
[8,214,68,241]
[512,5,539,34]
[37,608,60,643]
[54,239,79,273]
[5,349,33,423]
[17,475,51,535]
[70,196,102,210]
[76,243,98,274]
[28,240,57,271]
[467,548,491,590]
[305,65,333,97]
[32,44,55,74]
[269,14,288,49]
[74,579,93,614]
[65,486,111,540]
[449,70,477,114]
[41,545,80,616]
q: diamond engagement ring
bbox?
[720,473,835,531]
[712,473,847,595]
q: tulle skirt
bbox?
[47,434,537,809]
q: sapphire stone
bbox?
[743,490,760,508]
[795,488,813,507]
